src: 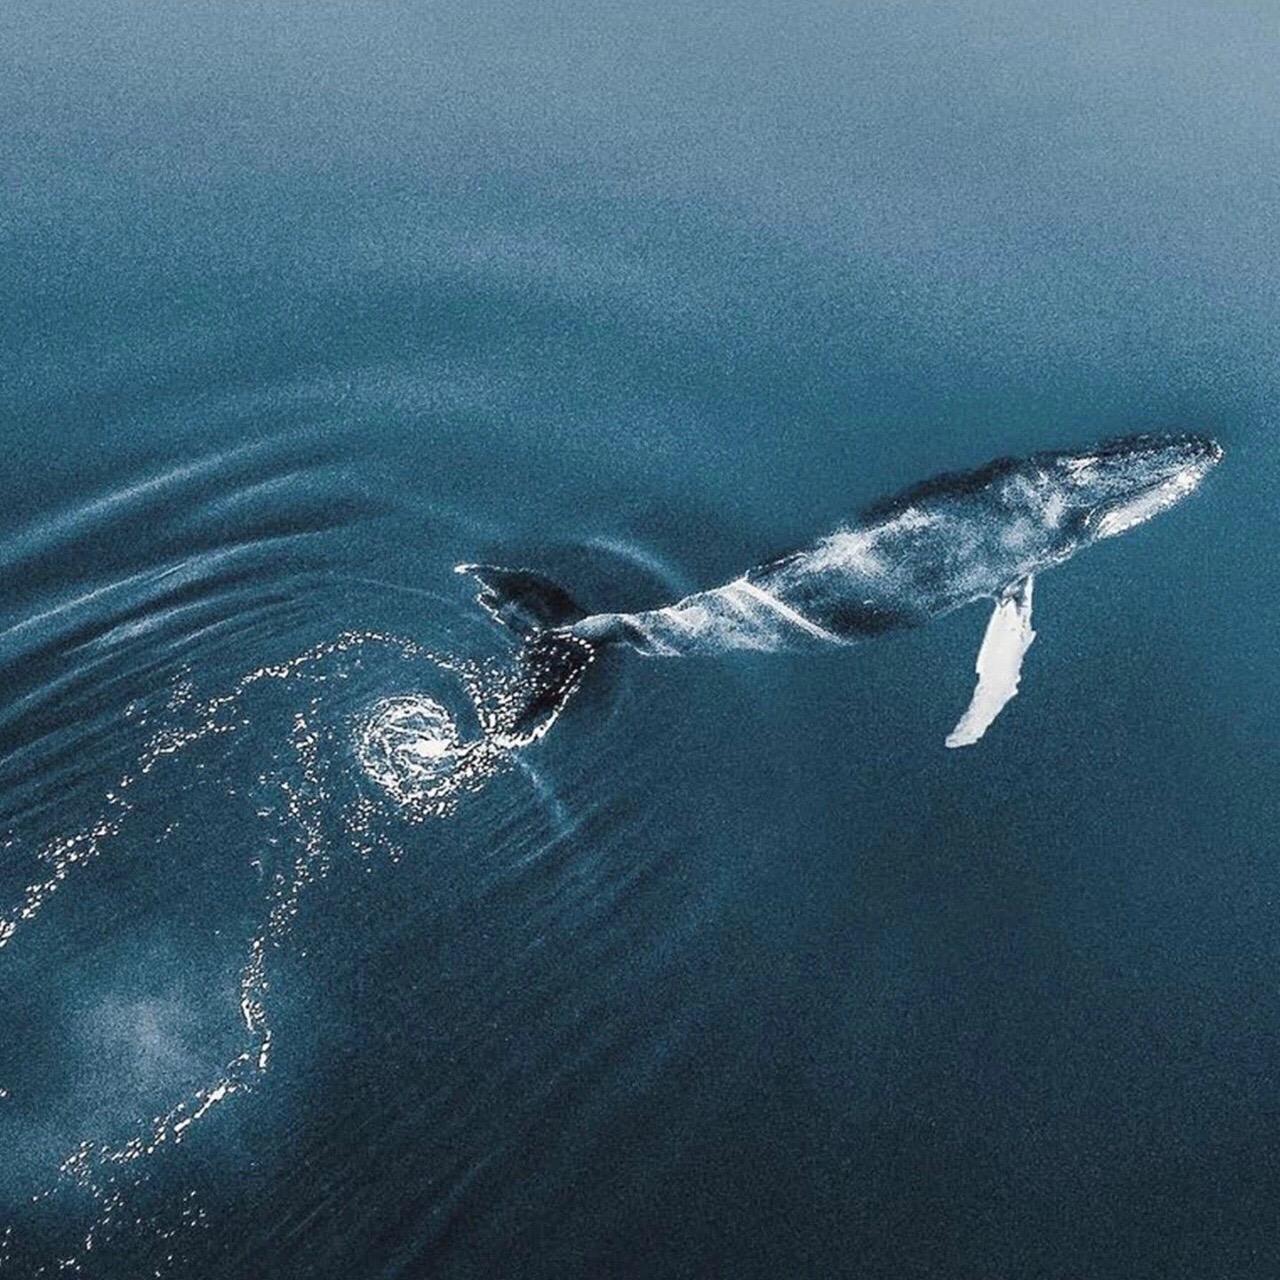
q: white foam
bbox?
[357,695,463,795]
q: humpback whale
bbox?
[460,433,1222,749]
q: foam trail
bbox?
[4,628,562,1274]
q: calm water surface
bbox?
[2,3,1279,1276]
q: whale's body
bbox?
[461,434,1221,747]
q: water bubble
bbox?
[353,691,507,820]
[357,696,463,791]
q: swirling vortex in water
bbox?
[354,695,506,821]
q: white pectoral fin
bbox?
[945,576,1036,749]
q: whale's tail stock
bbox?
[455,564,597,746]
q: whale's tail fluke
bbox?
[455,564,596,745]
[456,563,590,639]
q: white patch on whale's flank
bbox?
[809,526,886,575]
[1005,473,1042,505]
[1000,516,1037,551]
[1092,470,1201,539]
[645,607,703,653]
[946,576,1036,749]
[728,579,842,643]
[891,506,936,532]
[797,509,933,581]
[658,601,712,635]
[1065,455,1100,477]
[576,609,680,654]
[713,594,779,651]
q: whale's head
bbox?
[1043,433,1223,540]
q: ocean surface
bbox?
[2,3,1279,1276]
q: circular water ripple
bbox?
[0,530,674,1275]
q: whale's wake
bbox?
[0,630,570,1275]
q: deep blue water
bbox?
[2,3,1279,1276]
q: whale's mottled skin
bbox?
[461,433,1222,747]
